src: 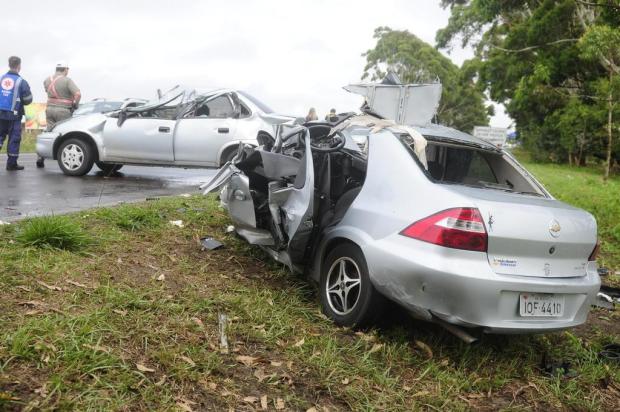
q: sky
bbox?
[4,0,511,127]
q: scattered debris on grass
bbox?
[219,312,229,353]
[200,236,224,251]
[599,344,620,362]
[169,220,185,228]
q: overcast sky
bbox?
[4,0,511,127]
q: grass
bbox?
[0,195,618,411]
[0,129,37,154]
[15,215,91,251]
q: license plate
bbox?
[519,293,564,317]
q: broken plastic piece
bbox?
[597,267,610,276]
[169,220,184,228]
[200,237,224,250]
[219,313,229,353]
[599,344,620,362]
[594,292,614,309]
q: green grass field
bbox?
[1,193,619,411]
[0,129,37,155]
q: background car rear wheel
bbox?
[320,243,384,327]
[95,161,123,175]
[57,138,95,176]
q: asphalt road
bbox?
[0,153,216,221]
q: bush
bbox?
[16,216,90,251]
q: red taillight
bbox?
[400,208,488,252]
[589,241,600,261]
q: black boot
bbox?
[6,163,25,171]
[36,157,45,168]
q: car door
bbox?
[173,94,238,166]
[102,90,183,162]
[201,129,315,264]
[102,118,176,162]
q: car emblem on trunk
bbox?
[549,219,561,238]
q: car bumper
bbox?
[36,132,60,159]
[363,234,601,333]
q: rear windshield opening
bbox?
[422,141,543,196]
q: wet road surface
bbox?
[0,153,216,221]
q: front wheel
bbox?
[95,161,123,175]
[220,148,238,166]
[320,243,385,327]
[57,138,95,176]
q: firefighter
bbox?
[0,56,32,171]
[39,63,81,168]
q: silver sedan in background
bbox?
[37,86,292,175]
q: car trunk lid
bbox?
[445,185,597,278]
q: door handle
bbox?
[159,126,170,133]
[218,128,230,134]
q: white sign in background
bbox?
[473,126,508,147]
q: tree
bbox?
[579,24,620,179]
[436,0,620,176]
[362,27,490,132]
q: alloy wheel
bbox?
[61,144,84,170]
[325,257,362,315]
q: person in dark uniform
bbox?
[0,56,32,171]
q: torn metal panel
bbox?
[344,82,442,126]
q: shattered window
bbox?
[418,141,542,195]
[195,96,235,119]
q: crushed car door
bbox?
[201,129,315,264]
[174,93,239,167]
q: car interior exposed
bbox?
[229,118,367,264]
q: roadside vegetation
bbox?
[0,129,37,155]
[1,193,619,411]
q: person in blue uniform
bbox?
[0,56,33,170]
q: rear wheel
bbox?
[320,243,384,327]
[57,138,95,176]
[95,161,123,175]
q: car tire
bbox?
[95,161,123,175]
[57,138,95,176]
[320,242,384,327]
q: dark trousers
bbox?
[0,119,21,166]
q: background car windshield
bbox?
[74,101,123,116]
[238,91,274,113]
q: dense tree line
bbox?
[437,0,620,178]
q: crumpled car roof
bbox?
[410,123,499,151]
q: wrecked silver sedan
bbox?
[202,80,600,335]
[37,86,291,176]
